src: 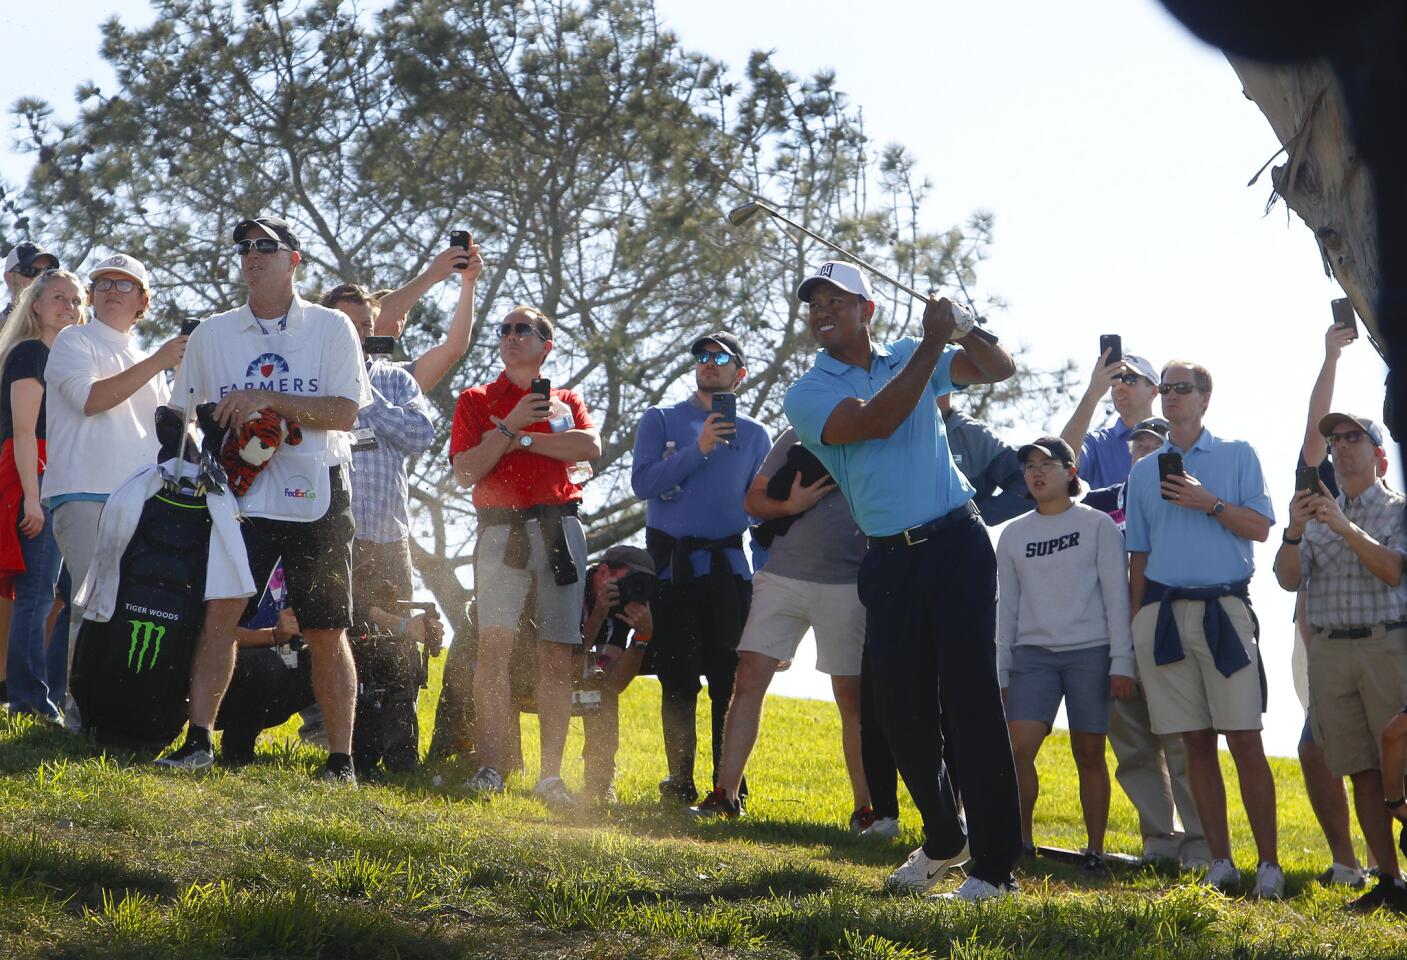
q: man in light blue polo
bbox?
[783,260,1023,902]
[1125,359,1283,899]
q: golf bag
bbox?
[70,487,213,747]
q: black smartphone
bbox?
[1331,297,1357,337]
[530,377,551,400]
[1099,334,1122,367]
[712,392,737,446]
[362,335,395,355]
[1295,465,1322,496]
[449,230,471,269]
[181,317,201,336]
[1157,452,1184,500]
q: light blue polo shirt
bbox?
[784,338,974,537]
[1124,427,1275,586]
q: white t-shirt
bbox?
[171,295,372,521]
[42,319,171,500]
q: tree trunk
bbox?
[1229,56,1380,340]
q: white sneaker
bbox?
[1203,858,1240,891]
[863,817,901,839]
[885,842,969,893]
[1252,861,1285,900]
[1318,862,1367,888]
[463,766,505,796]
[532,775,577,810]
[932,875,1018,902]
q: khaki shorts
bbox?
[1133,596,1262,735]
[1308,625,1407,777]
[736,570,865,676]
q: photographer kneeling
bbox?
[578,545,657,804]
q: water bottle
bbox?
[660,441,683,501]
[568,461,593,485]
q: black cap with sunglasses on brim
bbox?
[3,241,60,278]
[232,216,301,252]
[1318,412,1385,448]
[690,331,745,366]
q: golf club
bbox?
[727,199,932,303]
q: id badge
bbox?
[351,427,378,452]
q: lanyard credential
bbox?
[253,314,288,336]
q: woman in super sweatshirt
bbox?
[996,436,1135,868]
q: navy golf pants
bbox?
[857,510,1022,885]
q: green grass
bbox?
[0,660,1403,959]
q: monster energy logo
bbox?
[127,620,166,673]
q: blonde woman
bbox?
[0,269,83,720]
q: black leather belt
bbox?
[867,500,980,550]
[1326,620,1407,640]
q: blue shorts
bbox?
[1005,644,1112,734]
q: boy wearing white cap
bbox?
[44,254,188,703]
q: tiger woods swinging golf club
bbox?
[782,260,1023,901]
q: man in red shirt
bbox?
[450,305,601,807]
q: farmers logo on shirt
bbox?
[219,352,319,397]
[247,353,291,378]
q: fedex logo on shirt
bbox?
[218,352,319,397]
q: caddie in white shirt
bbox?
[155,215,372,782]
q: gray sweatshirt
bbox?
[995,502,1134,687]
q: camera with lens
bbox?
[610,570,657,615]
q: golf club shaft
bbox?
[754,204,932,303]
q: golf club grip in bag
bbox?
[71,490,213,746]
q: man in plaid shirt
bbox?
[321,284,437,631]
[1274,412,1407,913]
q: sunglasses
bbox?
[1114,373,1146,386]
[1326,430,1369,446]
[93,277,140,293]
[1157,381,1199,395]
[498,321,548,341]
[694,350,734,366]
[14,264,49,279]
[235,238,292,256]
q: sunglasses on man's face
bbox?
[1326,430,1368,447]
[235,238,291,256]
[1157,381,1198,396]
[1113,373,1145,386]
[93,277,139,293]
[498,321,548,341]
[14,264,48,278]
[694,350,734,367]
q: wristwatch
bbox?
[1282,531,1303,545]
[518,433,535,449]
[1387,796,1406,811]
[1208,499,1226,518]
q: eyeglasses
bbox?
[498,321,548,341]
[93,277,139,293]
[1157,381,1199,395]
[235,238,291,256]
[1114,373,1146,386]
[1022,460,1066,473]
[1326,430,1368,447]
[694,350,734,366]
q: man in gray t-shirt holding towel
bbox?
[689,426,872,822]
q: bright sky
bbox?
[1,0,1393,756]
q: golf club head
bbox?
[727,201,765,227]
